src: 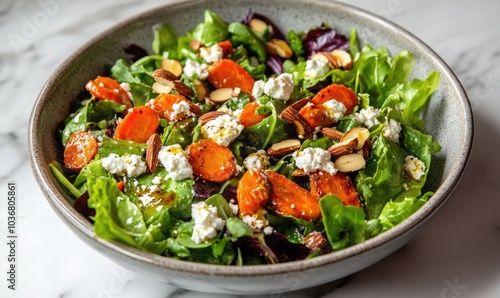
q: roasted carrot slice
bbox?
[298,104,333,129]
[311,84,357,114]
[218,40,234,57]
[114,106,159,143]
[239,102,271,128]
[266,170,321,221]
[237,169,271,215]
[208,59,255,97]
[310,171,361,207]
[85,76,133,110]
[186,139,237,183]
[64,131,98,172]
[149,93,201,122]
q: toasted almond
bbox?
[334,153,366,173]
[173,80,194,98]
[311,52,337,68]
[152,68,177,85]
[194,79,208,101]
[249,18,268,33]
[197,111,226,125]
[152,82,173,94]
[161,58,183,78]
[267,139,301,156]
[331,49,353,70]
[209,88,233,104]
[328,138,358,158]
[280,106,314,139]
[146,133,161,173]
[341,127,370,150]
[189,39,203,51]
[266,39,293,59]
[357,138,372,159]
[289,97,311,111]
[303,231,328,250]
[321,127,345,141]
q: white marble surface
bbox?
[1,0,499,297]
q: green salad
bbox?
[51,10,441,265]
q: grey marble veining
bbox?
[1,0,499,297]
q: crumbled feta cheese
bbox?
[191,201,225,244]
[228,199,239,216]
[199,44,224,63]
[322,99,346,123]
[243,150,270,170]
[101,153,147,177]
[217,106,243,118]
[382,118,401,143]
[263,226,274,235]
[241,213,274,235]
[305,59,330,78]
[119,82,133,101]
[355,106,381,128]
[294,147,337,175]
[157,144,193,181]
[201,114,244,146]
[403,155,426,181]
[170,101,195,121]
[183,59,209,80]
[253,73,295,101]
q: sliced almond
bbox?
[189,39,203,52]
[266,39,293,59]
[161,58,183,78]
[303,231,328,250]
[341,127,370,150]
[328,138,358,158]
[152,82,173,94]
[267,139,301,157]
[289,97,311,111]
[280,106,314,139]
[152,68,177,85]
[173,80,194,98]
[146,133,161,173]
[334,153,366,173]
[198,111,226,125]
[209,88,233,104]
[194,79,208,101]
[331,49,353,70]
[249,18,268,33]
[321,127,345,141]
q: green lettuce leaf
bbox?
[191,10,229,45]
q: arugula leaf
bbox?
[191,10,229,45]
[228,22,267,63]
[152,23,179,58]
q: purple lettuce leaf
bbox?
[302,23,349,57]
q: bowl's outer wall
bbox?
[29,0,472,294]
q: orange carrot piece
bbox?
[239,102,270,128]
[186,139,237,183]
[298,104,333,129]
[218,40,234,57]
[114,106,159,143]
[149,93,201,122]
[311,84,357,114]
[116,181,125,192]
[237,169,271,215]
[85,76,133,110]
[310,171,361,207]
[208,59,255,97]
[266,170,321,221]
[64,131,98,172]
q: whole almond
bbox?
[328,138,358,158]
[321,127,345,141]
[146,133,161,173]
[173,80,194,98]
[341,127,370,150]
[267,139,301,156]
[198,111,226,125]
[280,106,314,139]
[303,231,328,250]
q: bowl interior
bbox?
[28,0,472,290]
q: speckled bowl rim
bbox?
[28,0,473,278]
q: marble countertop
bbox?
[1,0,499,297]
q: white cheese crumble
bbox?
[243,150,270,170]
[322,99,347,123]
[403,155,426,181]
[157,144,193,181]
[199,44,224,63]
[293,147,337,175]
[355,106,381,128]
[101,153,147,177]
[228,199,239,216]
[183,59,209,80]
[252,73,294,101]
[119,82,133,101]
[242,214,274,235]
[170,101,195,121]
[191,201,225,244]
[201,114,244,146]
[305,59,330,78]
[382,118,402,143]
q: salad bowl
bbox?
[28,0,473,294]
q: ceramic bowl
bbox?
[28,0,473,295]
